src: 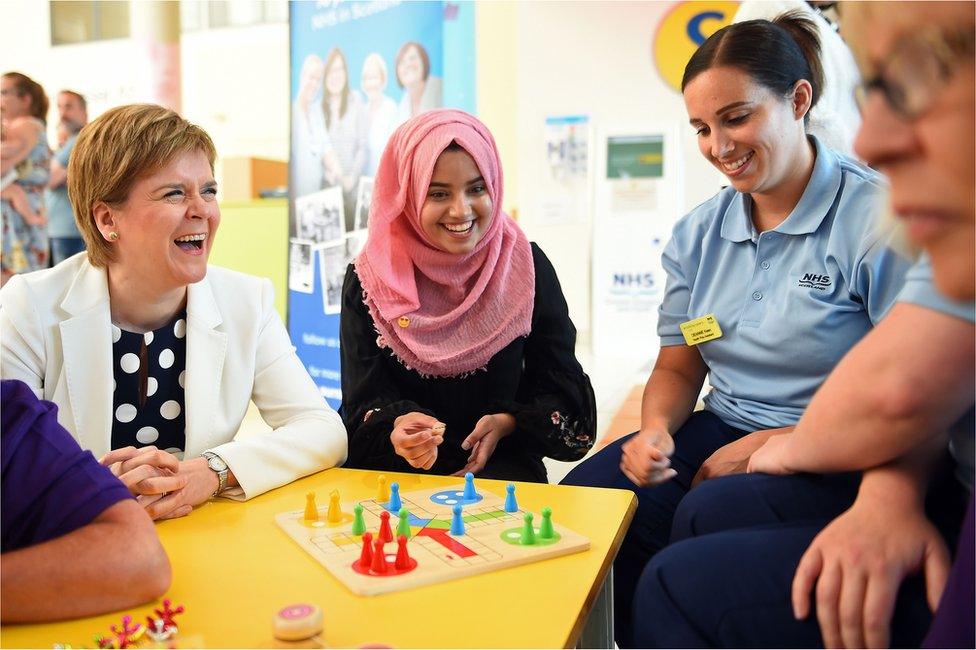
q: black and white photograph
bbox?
[318,242,346,315]
[344,230,369,266]
[295,187,345,244]
[288,240,316,294]
[354,176,375,230]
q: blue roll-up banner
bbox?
[288,1,476,409]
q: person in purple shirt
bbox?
[1,379,171,622]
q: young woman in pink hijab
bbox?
[340,109,595,481]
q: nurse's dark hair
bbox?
[681,10,823,122]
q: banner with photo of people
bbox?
[288,1,476,407]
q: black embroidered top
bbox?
[110,312,188,453]
[339,243,596,482]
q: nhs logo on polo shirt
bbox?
[798,273,832,291]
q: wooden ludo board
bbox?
[275,483,590,596]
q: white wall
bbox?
[180,22,289,162]
[0,2,140,122]
[0,1,289,184]
[511,1,725,338]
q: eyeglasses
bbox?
[855,26,975,120]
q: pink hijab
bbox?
[354,109,535,377]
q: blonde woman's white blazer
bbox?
[0,253,347,500]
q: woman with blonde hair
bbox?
[360,53,400,176]
[0,104,347,520]
[322,47,367,232]
[291,54,336,197]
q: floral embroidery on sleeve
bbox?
[548,409,593,457]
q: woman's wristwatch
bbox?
[202,451,229,497]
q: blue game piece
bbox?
[504,483,518,513]
[450,503,465,536]
[388,482,401,512]
[463,472,479,501]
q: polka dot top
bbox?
[111,312,188,455]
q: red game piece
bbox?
[394,535,411,570]
[378,511,393,543]
[93,635,116,649]
[358,531,374,567]
[369,537,388,574]
[151,598,185,629]
[109,615,145,648]
[352,533,416,577]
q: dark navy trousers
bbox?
[633,469,968,648]
[560,411,746,648]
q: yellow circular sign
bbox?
[653,1,740,93]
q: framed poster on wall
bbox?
[287,1,476,408]
[591,125,683,360]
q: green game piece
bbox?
[539,507,554,539]
[351,504,366,535]
[520,512,536,545]
[397,508,411,538]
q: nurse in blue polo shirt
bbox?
[561,11,912,647]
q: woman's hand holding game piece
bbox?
[391,412,445,470]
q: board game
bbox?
[275,474,590,596]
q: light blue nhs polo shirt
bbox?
[658,136,913,432]
[897,255,975,490]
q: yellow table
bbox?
[1,469,635,649]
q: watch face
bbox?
[207,455,228,472]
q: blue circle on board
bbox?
[429,489,483,506]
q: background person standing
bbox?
[1,71,51,284]
[46,89,88,265]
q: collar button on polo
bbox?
[760,260,770,270]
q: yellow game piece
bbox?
[275,481,592,597]
[327,489,343,523]
[303,492,318,523]
[377,474,389,502]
